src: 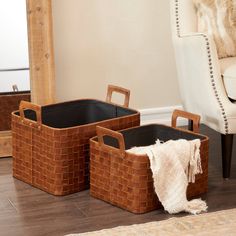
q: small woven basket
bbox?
[12,85,140,196]
[90,110,209,213]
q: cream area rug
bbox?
[67,208,236,236]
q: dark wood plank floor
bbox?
[1,125,236,236]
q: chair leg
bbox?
[188,120,193,131]
[221,134,234,179]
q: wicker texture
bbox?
[90,110,209,214]
[0,92,30,131]
[12,86,140,196]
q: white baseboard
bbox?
[139,105,188,127]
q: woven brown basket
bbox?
[12,85,140,196]
[90,110,209,214]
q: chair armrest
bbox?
[173,32,234,133]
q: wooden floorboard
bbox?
[0,125,236,236]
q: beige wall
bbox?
[52,0,181,109]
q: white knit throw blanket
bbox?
[127,139,208,215]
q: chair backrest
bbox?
[170,0,207,119]
[170,0,229,135]
[170,0,197,38]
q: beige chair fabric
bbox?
[170,0,236,178]
[219,57,236,100]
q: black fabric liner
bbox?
[101,124,206,150]
[13,99,137,129]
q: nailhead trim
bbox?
[174,0,229,133]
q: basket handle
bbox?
[171,109,200,133]
[19,101,42,128]
[106,85,130,108]
[96,126,125,157]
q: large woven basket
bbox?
[90,110,209,214]
[12,85,140,196]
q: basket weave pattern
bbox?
[90,137,208,214]
[90,110,209,214]
[12,115,140,195]
[12,85,139,196]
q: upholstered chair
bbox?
[170,0,236,178]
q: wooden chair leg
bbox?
[221,134,234,179]
[188,120,193,131]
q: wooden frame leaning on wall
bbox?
[26,0,55,105]
[0,0,55,158]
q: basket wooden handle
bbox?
[96,126,125,157]
[19,101,42,128]
[106,85,130,108]
[171,109,200,133]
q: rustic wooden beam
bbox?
[26,0,55,105]
[0,0,55,158]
